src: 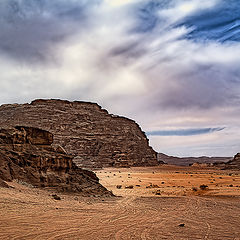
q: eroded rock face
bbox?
[225,153,240,170]
[0,126,111,195]
[0,99,158,168]
[0,126,53,145]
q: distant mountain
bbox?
[158,153,232,166]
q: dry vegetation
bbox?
[96,165,240,198]
[1,165,240,239]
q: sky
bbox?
[0,0,240,157]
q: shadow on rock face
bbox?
[0,126,112,196]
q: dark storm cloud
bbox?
[0,0,99,62]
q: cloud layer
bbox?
[147,127,225,136]
[0,0,240,157]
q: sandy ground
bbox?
[0,165,240,240]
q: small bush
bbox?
[179,223,185,227]
[52,194,61,200]
[200,184,208,190]
[155,190,161,195]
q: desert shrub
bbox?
[52,194,61,200]
[155,190,161,195]
[146,184,159,188]
[200,184,208,190]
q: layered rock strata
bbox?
[0,99,158,168]
[0,126,111,195]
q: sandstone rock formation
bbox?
[0,99,158,168]
[224,153,240,170]
[0,126,111,195]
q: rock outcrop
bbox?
[224,153,240,170]
[0,126,111,195]
[0,99,158,168]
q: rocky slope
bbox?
[158,153,231,166]
[0,126,111,196]
[0,99,158,168]
[224,153,240,170]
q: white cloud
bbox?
[0,0,239,157]
[104,0,139,7]
[158,0,219,24]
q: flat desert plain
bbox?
[1,165,240,240]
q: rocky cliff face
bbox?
[224,153,240,170]
[0,126,111,196]
[0,99,158,168]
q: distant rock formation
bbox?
[0,99,158,168]
[224,153,240,170]
[158,153,231,166]
[0,126,111,196]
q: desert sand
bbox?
[1,165,240,240]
